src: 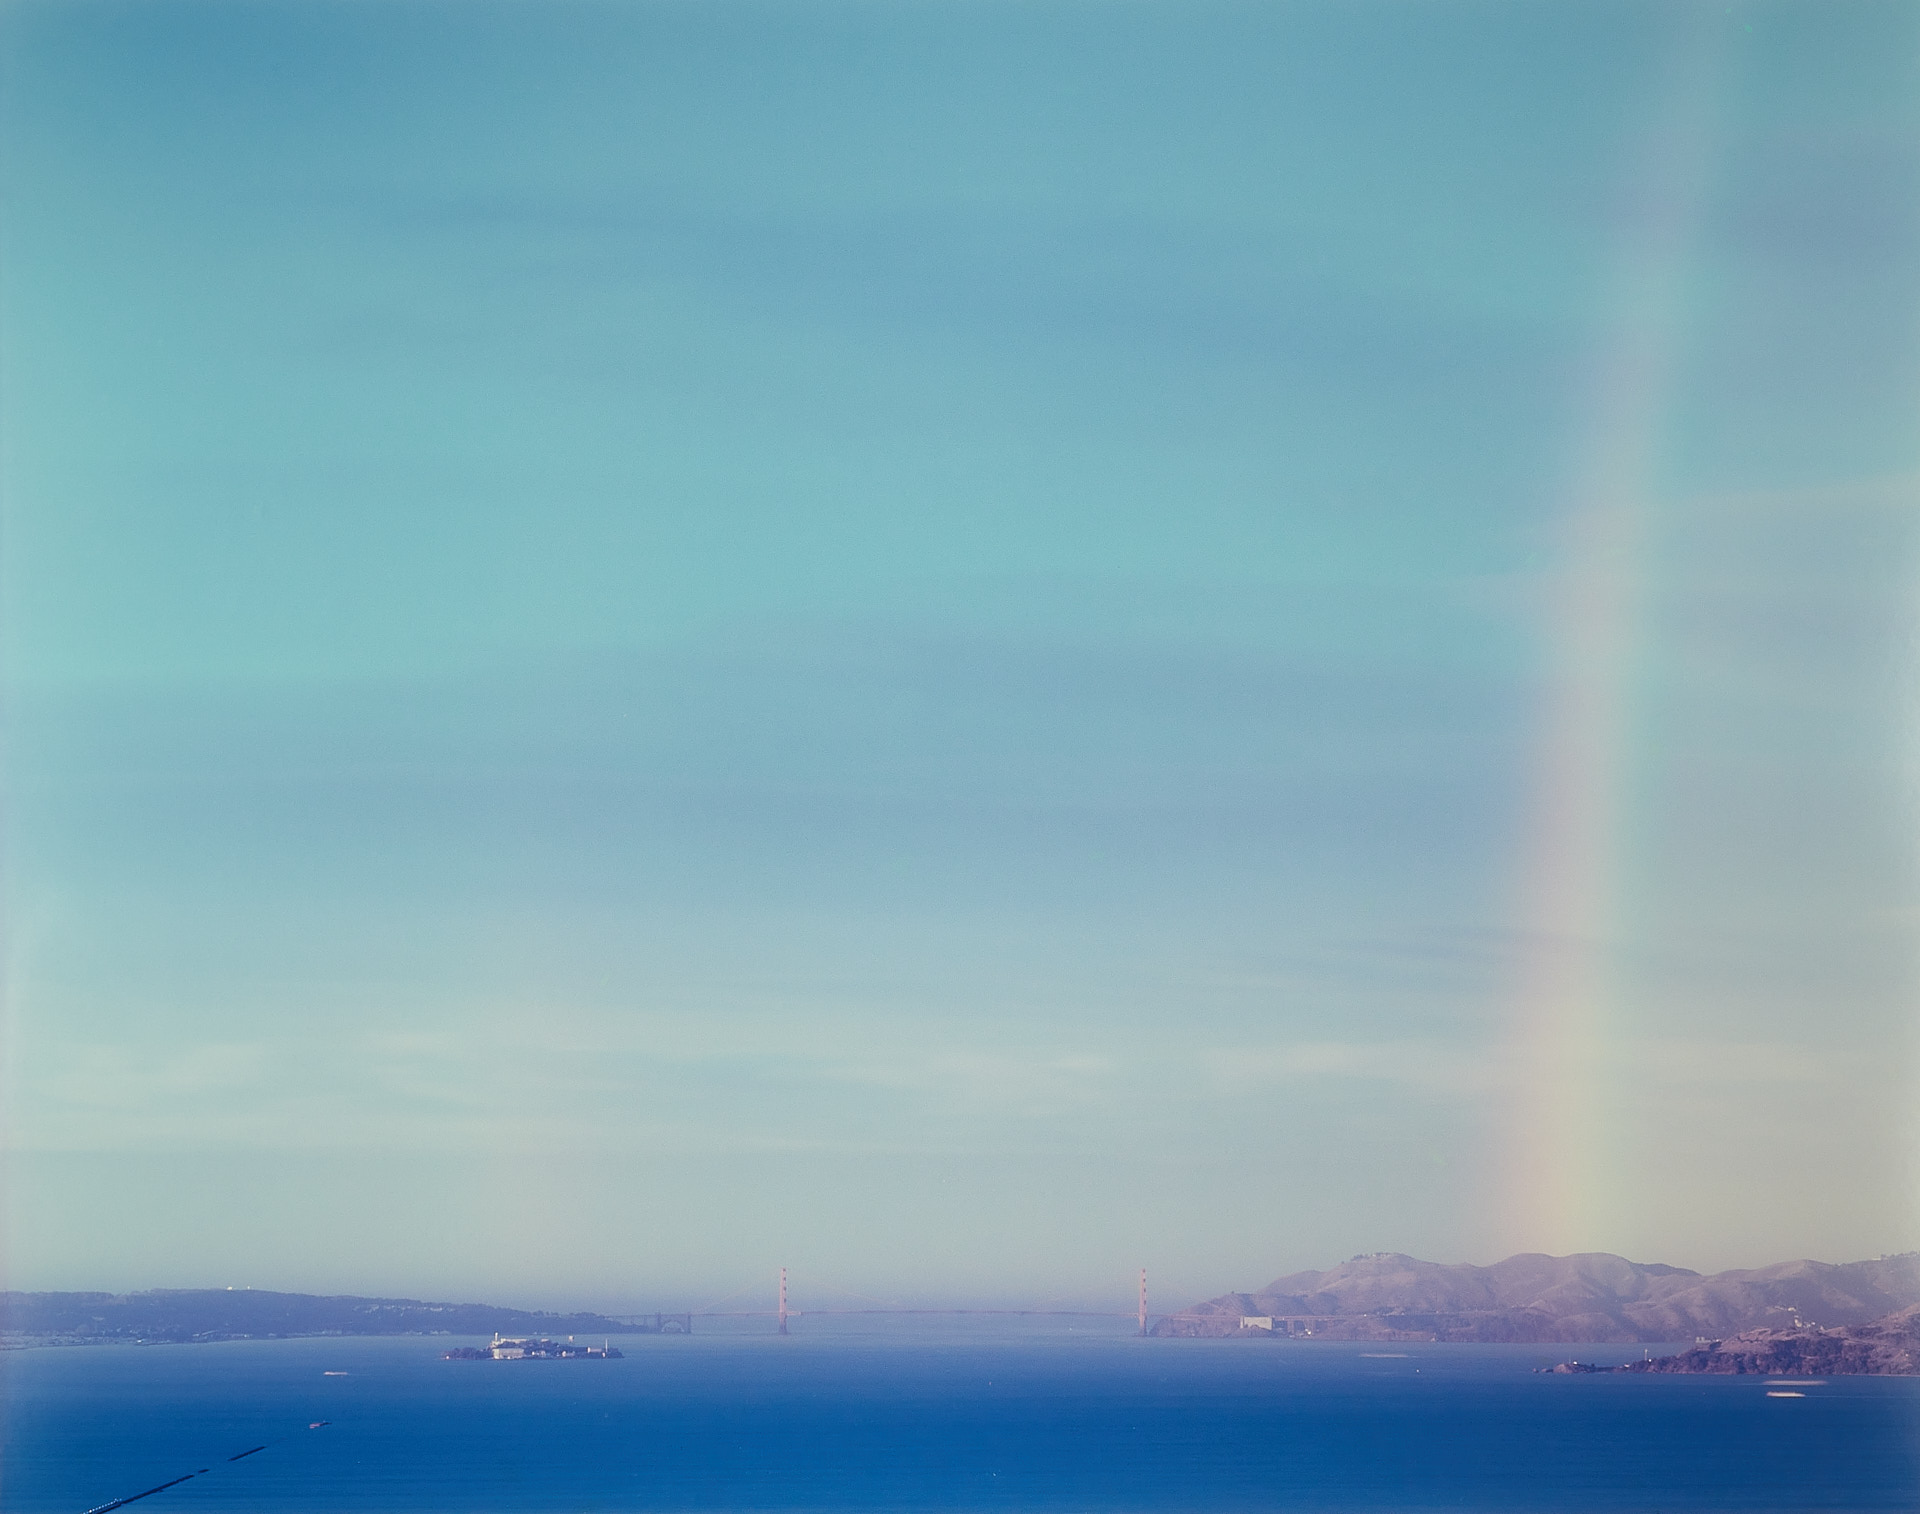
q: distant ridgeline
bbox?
[1155,1252,1920,1344]
[0,1290,640,1346]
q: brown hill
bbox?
[1153,1251,1920,1343]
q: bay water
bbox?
[5,1323,1916,1512]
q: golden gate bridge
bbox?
[620,1268,1205,1336]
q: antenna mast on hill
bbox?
[778,1267,789,1336]
[1138,1269,1148,1336]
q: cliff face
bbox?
[1154,1252,1920,1344]
[1608,1304,1920,1375]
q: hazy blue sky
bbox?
[4,0,1918,1311]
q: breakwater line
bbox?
[80,1421,330,1514]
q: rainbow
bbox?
[1502,10,1732,1253]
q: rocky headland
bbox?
[1154,1251,1920,1344]
[1573,1304,1920,1375]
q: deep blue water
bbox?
[4,1325,1917,1513]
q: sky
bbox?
[3,0,1918,1313]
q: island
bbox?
[444,1334,624,1360]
